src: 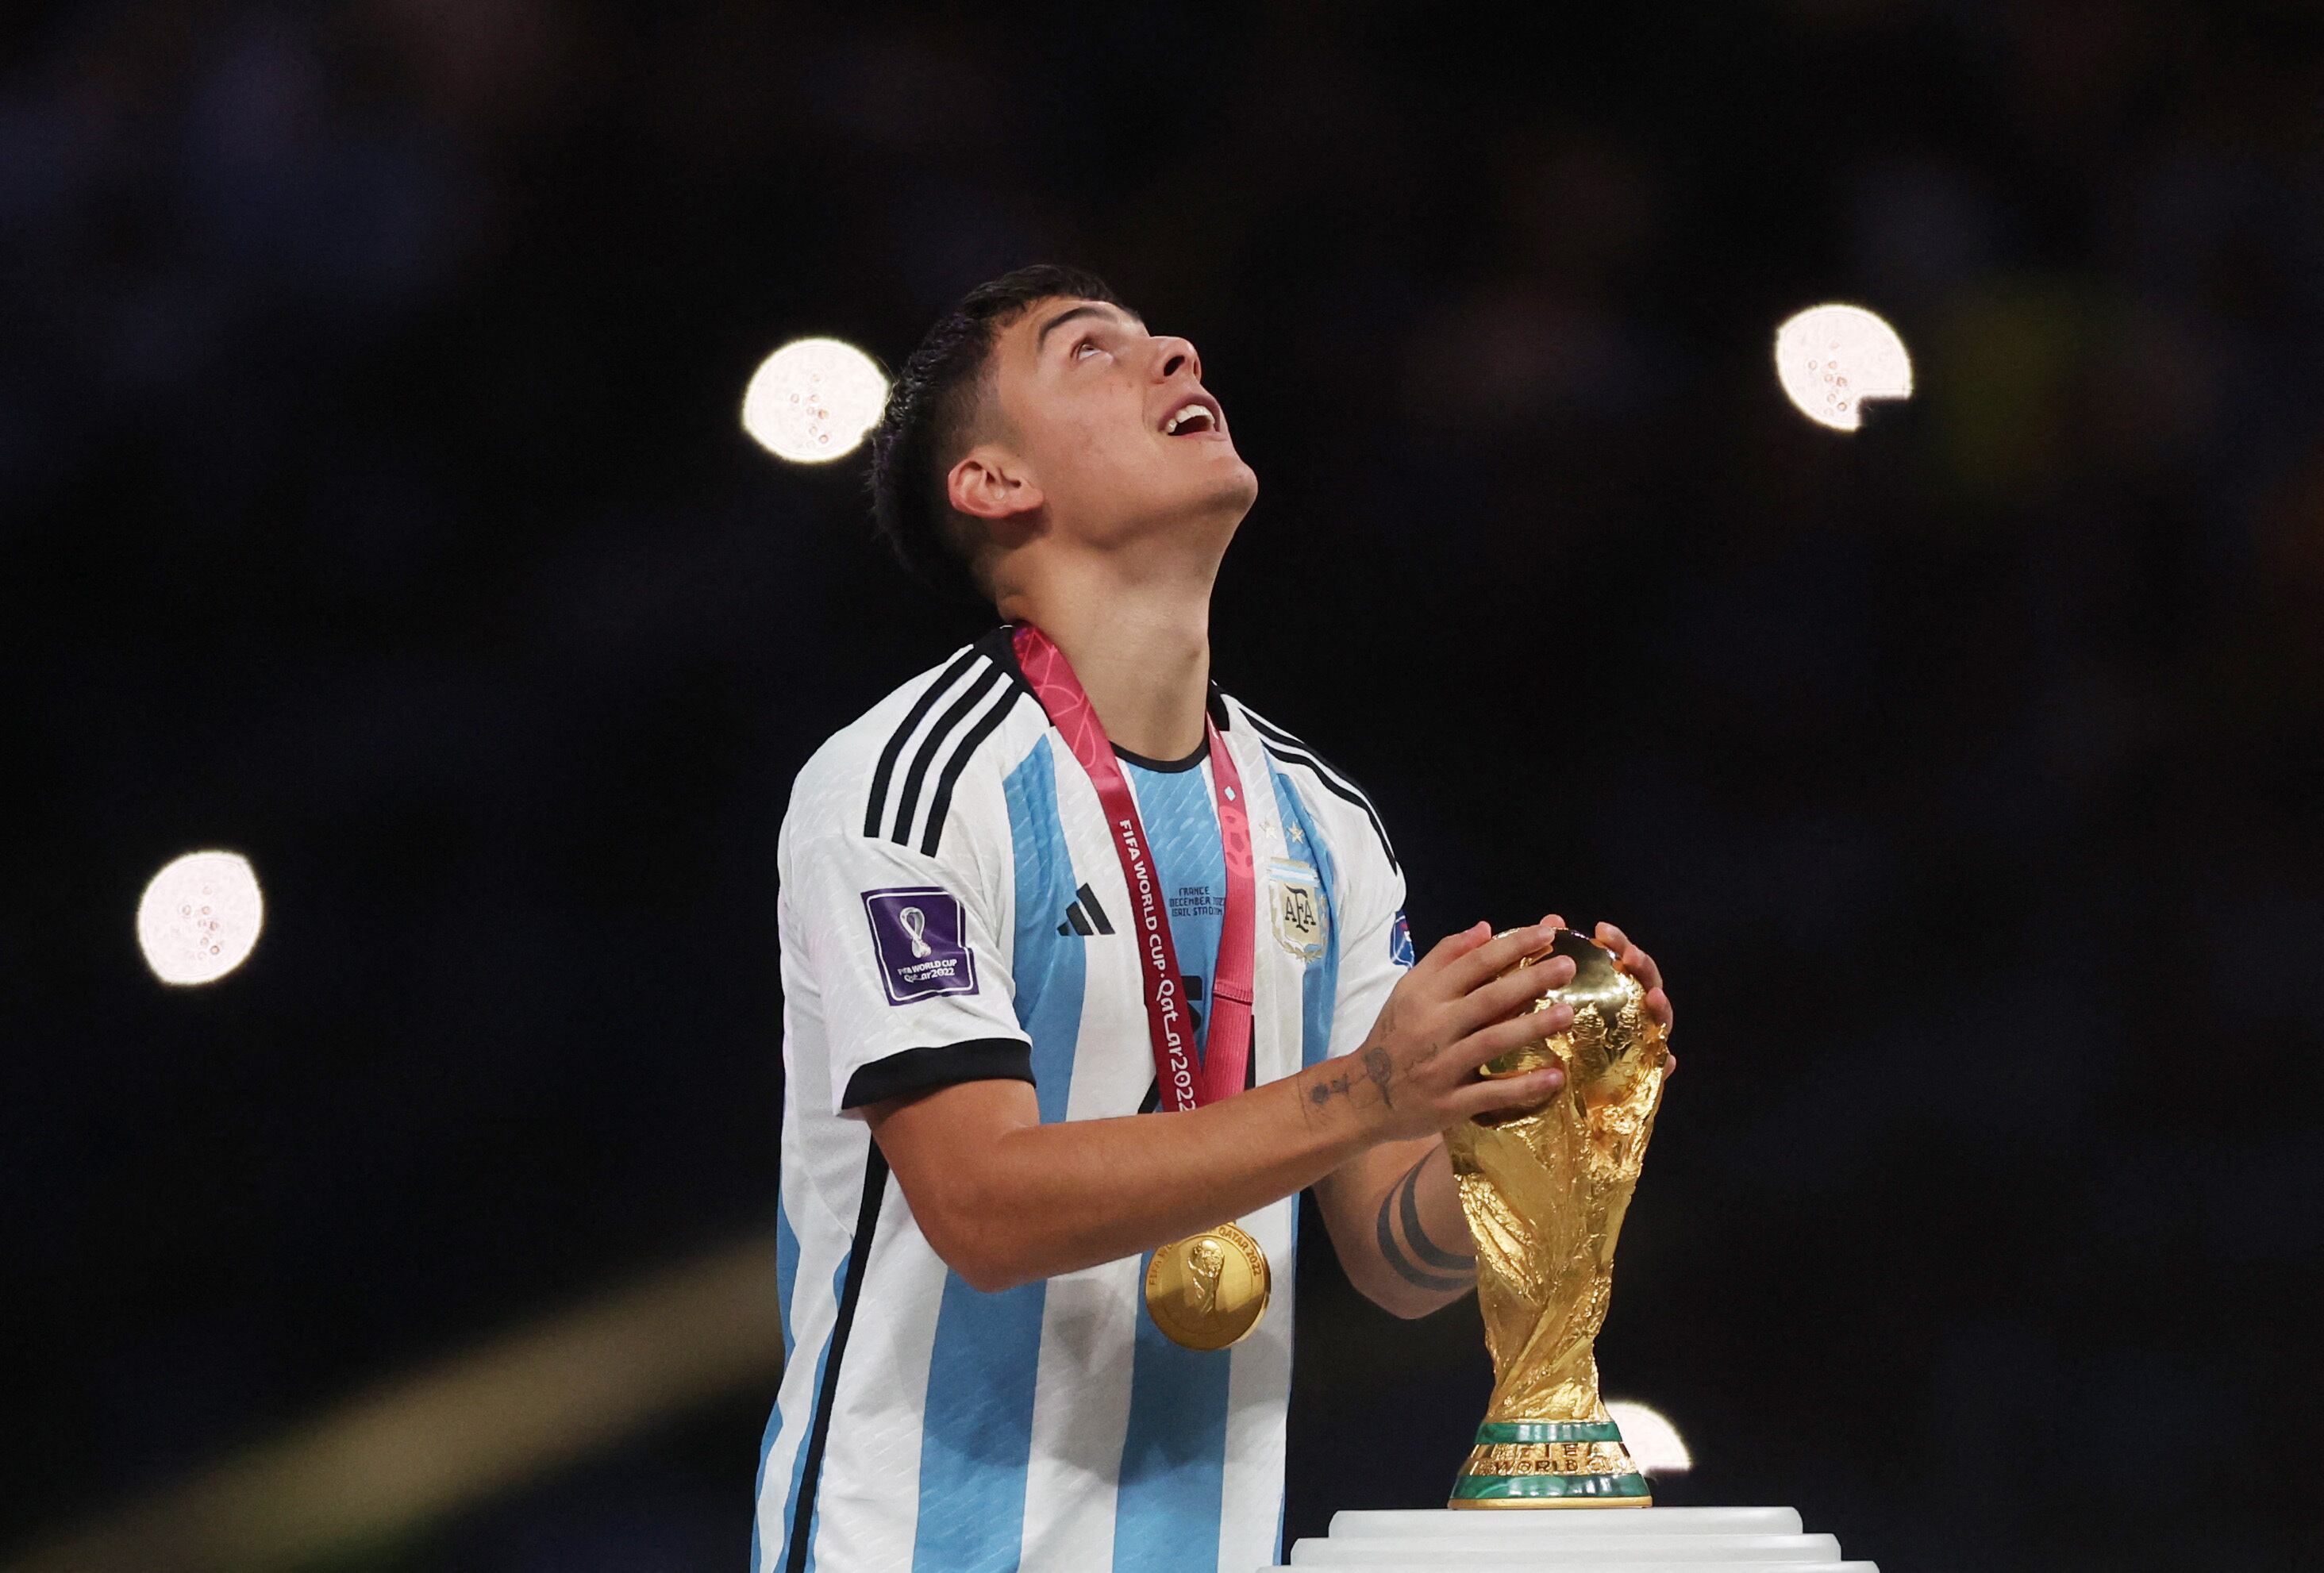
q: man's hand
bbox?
[1592,919,1678,1077]
[1305,917,1580,1142]
[1314,913,1681,1318]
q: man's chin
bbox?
[1145,463,1256,525]
[1194,471,1258,538]
[1072,465,1257,548]
[1207,458,1260,517]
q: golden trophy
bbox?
[1445,926,1671,1506]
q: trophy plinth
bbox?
[1445,927,1669,1508]
[1268,1506,1881,1569]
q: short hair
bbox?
[868,264,1126,607]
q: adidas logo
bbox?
[1056,883,1117,937]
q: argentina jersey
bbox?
[760,626,1410,1573]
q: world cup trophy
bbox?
[1444,926,1671,1506]
[1187,1236,1226,1313]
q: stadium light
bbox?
[1606,1399,1691,1474]
[137,850,264,985]
[1773,303,1913,431]
[741,337,887,463]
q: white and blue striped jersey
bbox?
[757,627,1411,1573]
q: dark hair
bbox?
[868,264,1126,606]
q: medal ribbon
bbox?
[1013,624,1254,1111]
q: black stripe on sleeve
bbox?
[1245,713,1381,813]
[1263,743,1399,871]
[864,648,983,839]
[889,662,1004,845]
[1238,705,1400,871]
[839,1038,1035,1110]
[784,1140,890,1573]
[1075,883,1115,935]
[918,685,1021,856]
[1245,713,1379,810]
[1240,708,1318,756]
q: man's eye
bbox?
[1075,339,1099,358]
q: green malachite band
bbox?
[1452,1472,1651,1501]
[1472,1421,1623,1444]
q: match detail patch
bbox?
[862,887,979,1005]
[1389,909,1416,967]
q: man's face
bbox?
[979,298,1257,549]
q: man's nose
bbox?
[1153,336,1201,383]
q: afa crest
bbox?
[1267,858,1327,960]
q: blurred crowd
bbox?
[10,2,2320,1568]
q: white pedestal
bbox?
[1268,1506,1877,1571]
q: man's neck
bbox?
[1003,559,1214,762]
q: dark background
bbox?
[10,2,2322,1569]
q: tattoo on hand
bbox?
[1362,1044,1395,1108]
[1375,1157,1472,1293]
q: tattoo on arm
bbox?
[1302,1038,1394,1125]
[1375,1157,1472,1293]
[1400,1162,1475,1272]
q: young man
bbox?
[756,265,1673,1572]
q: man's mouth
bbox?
[1162,398,1221,437]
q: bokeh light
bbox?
[137,850,264,986]
[1606,1399,1691,1474]
[741,337,888,463]
[1773,303,1913,431]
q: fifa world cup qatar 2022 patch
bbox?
[862,887,979,1004]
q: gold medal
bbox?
[1144,1223,1271,1351]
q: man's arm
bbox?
[1314,1137,1476,1318]
[865,921,1578,1293]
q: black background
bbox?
[10,2,2322,1568]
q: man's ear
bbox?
[946,444,1044,525]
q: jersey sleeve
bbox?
[782,764,1032,1118]
[1322,828,1414,1066]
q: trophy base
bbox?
[1265,1506,1879,1570]
[1447,1421,1652,1509]
[1447,1480,1651,1507]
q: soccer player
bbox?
[756,265,1674,1572]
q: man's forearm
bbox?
[869,1054,1392,1292]
[1316,1139,1477,1318]
[1369,1146,1476,1314]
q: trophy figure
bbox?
[1444,927,1671,1506]
[1187,1236,1226,1313]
